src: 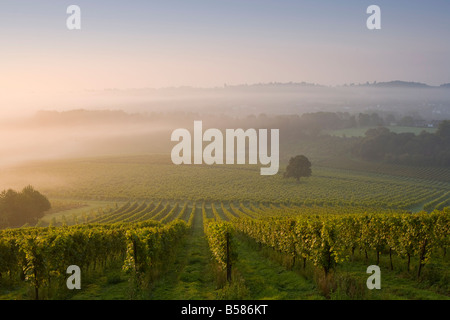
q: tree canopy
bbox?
[353,120,450,166]
[0,186,51,228]
[284,155,312,182]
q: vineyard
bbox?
[1,198,449,300]
[0,155,449,300]
[1,155,449,212]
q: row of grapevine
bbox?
[220,203,238,221]
[85,201,189,225]
[187,203,196,228]
[28,155,450,210]
[229,203,254,219]
[322,159,450,183]
[233,209,449,277]
[202,203,236,282]
[123,220,188,288]
[109,202,149,223]
[435,198,450,210]
[202,202,209,233]
[211,203,222,221]
[204,220,236,283]
[150,202,171,221]
[84,200,415,227]
[120,202,156,223]
[237,202,408,218]
[160,203,180,224]
[174,202,189,220]
[424,191,450,212]
[0,220,187,299]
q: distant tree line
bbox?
[29,109,449,168]
[201,111,448,167]
[0,186,51,228]
[352,121,450,166]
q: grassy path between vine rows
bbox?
[234,238,450,300]
[148,206,218,299]
[233,238,324,300]
[149,208,325,300]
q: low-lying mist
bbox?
[0,114,171,167]
[1,82,449,168]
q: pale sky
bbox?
[1,0,450,100]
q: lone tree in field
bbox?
[284,155,312,182]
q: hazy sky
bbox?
[1,0,450,96]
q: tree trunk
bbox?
[418,239,428,278]
[389,248,394,270]
[226,232,232,283]
[133,239,138,273]
[34,269,39,300]
[407,253,411,272]
[324,248,332,276]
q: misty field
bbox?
[1,154,449,210]
[0,155,448,300]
